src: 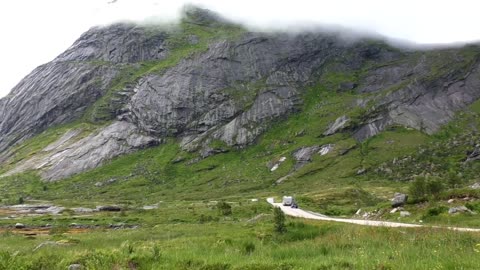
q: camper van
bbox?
[282,196,294,206]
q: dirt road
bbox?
[267,198,480,232]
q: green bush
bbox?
[217,202,232,216]
[426,179,445,198]
[409,177,427,201]
[424,206,448,218]
[409,176,445,202]
[243,242,255,255]
[465,201,480,212]
[273,207,286,233]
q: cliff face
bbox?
[0,23,169,154]
[1,8,480,181]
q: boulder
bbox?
[391,193,408,208]
[356,168,367,175]
[448,206,475,214]
[14,223,25,229]
[470,182,480,189]
[400,211,411,217]
[68,264,83,270]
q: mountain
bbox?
[0,6,479,192]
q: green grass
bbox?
[1,202,480,270]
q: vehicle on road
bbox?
[282,196,295,206]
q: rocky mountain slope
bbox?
[1,7,480,183]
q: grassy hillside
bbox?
[2,67,480,228]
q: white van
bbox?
[282,196,294,206]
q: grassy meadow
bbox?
[1,201,480,270]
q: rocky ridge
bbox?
[1,7,480,181]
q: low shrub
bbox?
[243,242,255,255]
[423,206,448,218]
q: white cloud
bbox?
[1,0,479,97]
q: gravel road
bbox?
[267,198,480,232]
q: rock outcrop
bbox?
[1,7,480,180]
[324,115,350,136]
[3,122,159,181]
[0,23,169,154]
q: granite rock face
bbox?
[0,23,169,154]
[323,115,350,136]
[352,54,480,141]
[3,121,159,181]
[0,62,118,153]
[55,23,169,63]
[1,8,480,180]
[126,33,343,148]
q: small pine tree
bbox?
[273,207,286,233]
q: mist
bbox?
[1,0,480,98]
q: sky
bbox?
[1,0,480,98]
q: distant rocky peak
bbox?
[53,22,168,64]
[180,5,229,26]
